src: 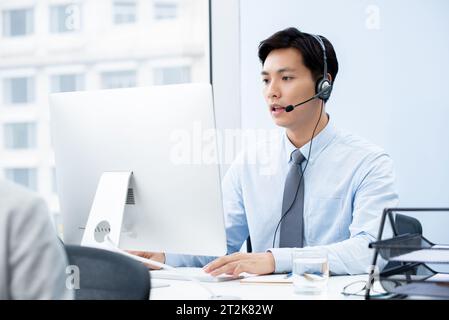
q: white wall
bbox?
[214,0,449,243]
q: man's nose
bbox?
[267,81,281,99]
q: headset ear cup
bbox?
[316,78,332,101]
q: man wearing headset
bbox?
[132,27,398,276]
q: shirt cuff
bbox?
[164,253,182,267]
[267,248,294,273]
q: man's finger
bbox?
[127,250,149,258]
[232,262,248,277]
[204,253,244,273]
[210,261,239,277]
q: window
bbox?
[52,167,57,193]
[0,0,209,230]
[50,4,81,33]
[50,74,84,93]
[3,77,34,105]
[153,1,178,20]
[4,123,36,149]
[5,168,37,191]
[2,8,34,37]
[113,1,137,24]
[153,66,190,85]
[101,70,137,89]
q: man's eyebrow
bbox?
[261,68,297,75]
[277,67,296,73]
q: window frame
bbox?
[4,167,38,191]
[49,3,82,34]
[113,0,137,25]
[3,122,37,150]
[2,7,34,38]
[2,76,35,105]
[153,0,179,20]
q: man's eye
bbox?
[262,79,269,84]
[282,76,293,81]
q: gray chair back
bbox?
[65,245,151,300]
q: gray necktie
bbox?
[280,149,306,247]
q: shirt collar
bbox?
[283,115,338,164]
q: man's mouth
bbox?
[271,105,286,115]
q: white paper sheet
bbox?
[425,273,449,282]
[390,249,449,263]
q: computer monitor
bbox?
[49,83,227,257]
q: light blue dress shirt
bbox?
[166,119,398,275]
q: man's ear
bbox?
[327,73,333,83]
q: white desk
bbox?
[150,271,369,300]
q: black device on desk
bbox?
[366,208,449,299]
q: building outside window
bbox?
[3,77,35,105]
[3,123,36,150]
[153,66,190,85]
[0,0,210,231]
[50,74,84,93]
[50,3,81,33]
[2,8,34,37]
[101,70,137,89]
[4,168,38,191]
[153,1,178,20]
[113,1,137,24]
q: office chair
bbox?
[64,245,151,300]
[383,213,423,271]
[394,213,422,236]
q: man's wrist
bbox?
[265,252,275,273]
[266,248,293,273]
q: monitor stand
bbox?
[81,171,133,249]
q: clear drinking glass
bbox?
[291,248,329,294]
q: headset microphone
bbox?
[284,80,332,113]
[285,93,320,113]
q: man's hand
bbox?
[203,252,275,277]
[127,251,166,270]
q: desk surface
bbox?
[150,271,369,300]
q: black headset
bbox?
[311,34,333,101]
[284,34,333,112]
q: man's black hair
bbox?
[258,27,339,85]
